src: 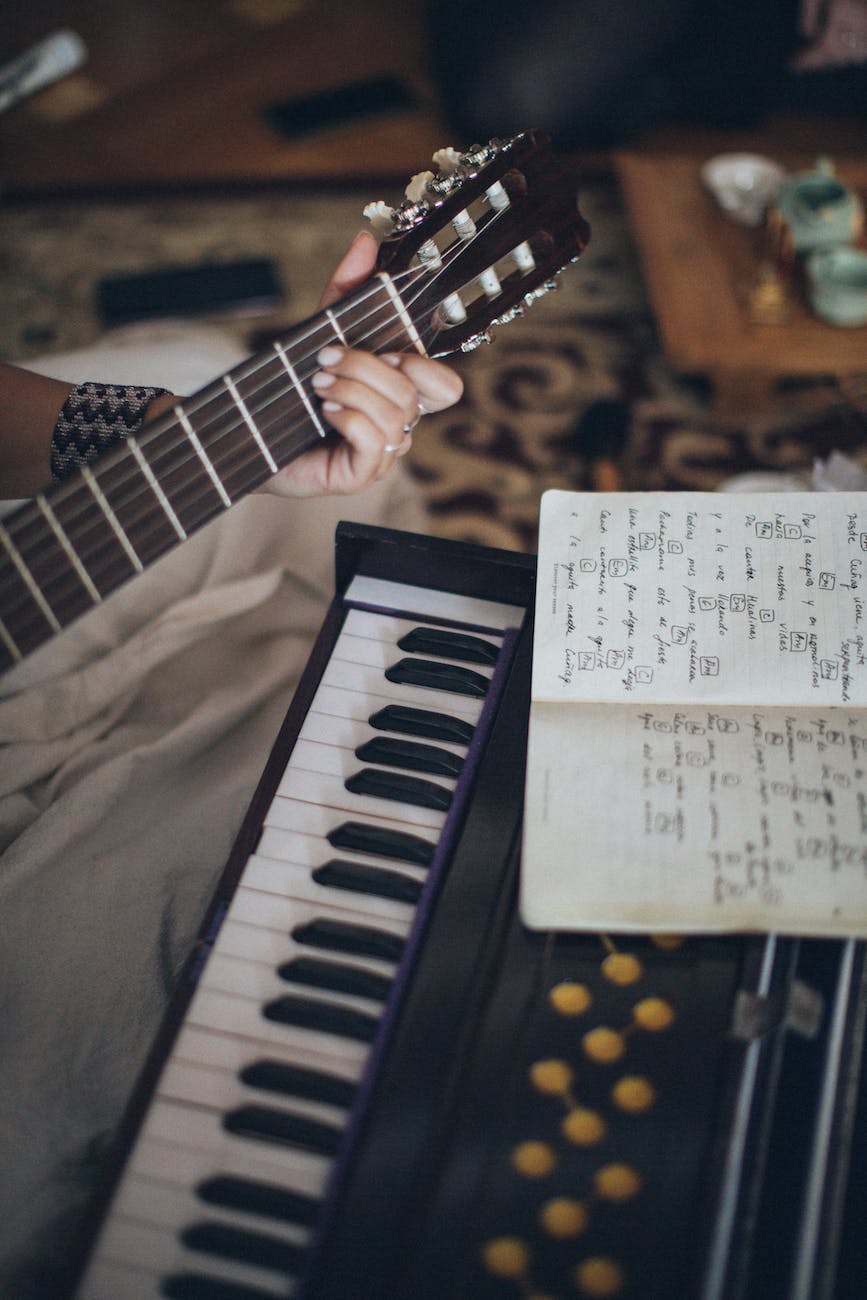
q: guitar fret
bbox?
[174,405,233,508]
[0,616,22,663]
[222,375,279,474]
[80,465,146,572]
[376,272,427,356]
[36,494,102,605]
[325,308,349,345]
[272,342,327,437]
[0,521,61,632]
[124,439,187,542]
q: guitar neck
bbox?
[0,275,420,674]
[0,129,592,677]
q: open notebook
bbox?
[520,489,867,936]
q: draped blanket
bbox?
[0,326,427,1296]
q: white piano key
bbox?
[261,793,438,847]
[170,1022,364,1093]
[226,883,411,948]
[158,1058,350,1130]
[344,574,524,631]
[130,1130,327,1202]
[340,606,507,647]
[318,658,484,716]
[253,824,429,881]
[210,911,405,971]
[93,1214,294,1296]
[232,854,419,925]
[141,1099,333,1185]
[296,707,469,761]
[200,950,385,1020]
[113,1172,311,1246]
[329,630,496,679]
[183,982,374,1067]
[275,769,447,830]
[307,681,482,730]
[287,737,459,793]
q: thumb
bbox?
[318,230,378,308]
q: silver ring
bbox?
[403,400,426,434]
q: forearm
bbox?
[0,364,74,497]
[0,364,176,498]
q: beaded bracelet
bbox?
[51,381,171,482]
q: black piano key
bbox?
[355,735,464,779]
[313,857,423,904]
[292,917,406,962]
[162,1274,278,1300]
[397,626,500,664]
[369,703,475,745]
[385,657,490,697]
[345,767,452,811]
[180,1220,304,1273]
[263,994,379,1043]
[224,1104,342,1154]
[240,1059,357,1109]
[197,1173,320,1227]
[277,955,392,1002]
[327,820,435,865]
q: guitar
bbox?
[0,129,589,676]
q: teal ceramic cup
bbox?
[777,160,864,253]
[806,246,867,327]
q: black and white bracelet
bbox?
[51,381,171,482]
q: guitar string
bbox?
[11,171,556,644]
[3,195,521,638]
[4,204,517,633]
[24,201,501,558]
[2,265,435,622]
[17,222,471,552]
[0,292,434,637]
[100,191,508,499]
[47,248,449,531]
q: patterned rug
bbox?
[2,177,865,552]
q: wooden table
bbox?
[615,150,867,419]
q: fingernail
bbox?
[317,346,343,367]
[381,353,402,367]
[311,370,336,390]
[321,400,342,412]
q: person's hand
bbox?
[262,231,463,498]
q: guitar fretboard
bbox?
[0,278,418,674]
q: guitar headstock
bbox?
[371,129,590,358]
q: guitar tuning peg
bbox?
[460,328,493,352]
[362,200,396,236]
[432,147,461,174]
[405,171,434,203]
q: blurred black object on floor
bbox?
[571,397,631,491]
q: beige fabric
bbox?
[0,326,428,1296]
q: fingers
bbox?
[312,345,419,440]
[261,340,462,500]
[380,350,464,414]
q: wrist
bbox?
[51,382,173,482]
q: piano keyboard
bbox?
[74,574,526,1300]
[67,526,867,1300]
